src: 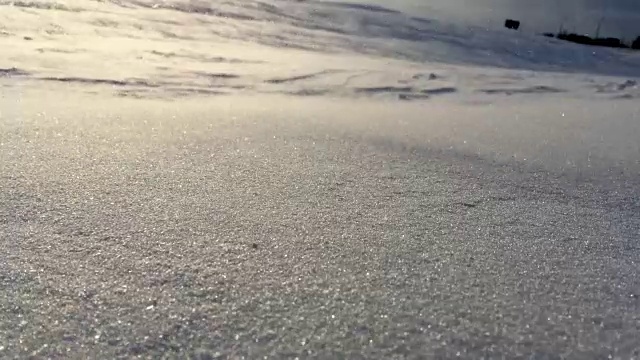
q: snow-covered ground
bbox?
[2,1,640,358]
[2,0,640,174]
[2,0,640,86]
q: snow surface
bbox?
[2,1,640,358]
[1,0,639,175]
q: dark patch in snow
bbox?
[420,87,458,95]
[265,70,340,84]
[459,202,478,208]
[355,86,414,94]
[478,85,566,95]
[157,29,192,40]
[413,73,440,80]
[593,80,638,93]
[167,87,227,97]
[353,85,458,100]
[91,18,120,28]
[316,1,400,15]
[147,50,261,64]
[36,47,83,54]
[398,87,457,101]
[284,88,332,97]
[117,87,226,99]
[3,1,83,12]
[40,76,161,88]
[610,93,638,100]
[398,93,430,101]
[0,67,30,77]
[192,72,240,80]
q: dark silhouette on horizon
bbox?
[504,19,520,30]
[549,30,640,50]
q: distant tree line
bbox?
[506,18,640,51]
[548,31,640,50]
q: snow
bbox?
[1,0,639,175]
[2,2,640,356]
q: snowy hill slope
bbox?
[2,0,639,102]
[1,0,639,173]
[2,0,639,174]
[93,0,640,73]
[2,0,640,74]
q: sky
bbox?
[328,0,640,40]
